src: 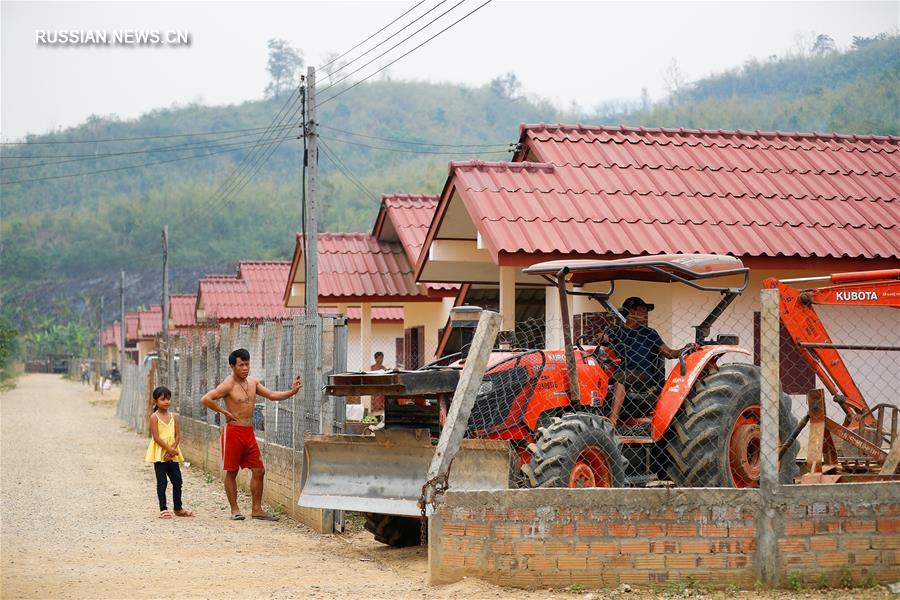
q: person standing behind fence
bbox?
[200,348,301,521]
[146,386,194,519]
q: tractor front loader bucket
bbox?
[298,429,512,516]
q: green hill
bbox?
[2,34,897,354]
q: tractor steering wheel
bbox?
[575,333,597,355]
[677,345,694,376]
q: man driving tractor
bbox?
[605,296,697,427]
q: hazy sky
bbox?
[1,0,896,140]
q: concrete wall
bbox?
[178,415,332,533]
[429,483,899,590]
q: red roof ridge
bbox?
[520,122,900,143]
[238,260,291,266]
[382,193,439,203]
[448,160,555,173]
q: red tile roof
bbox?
[101,322,121,348]
[125,312,139,342]
[138,305,162,338]
[169,294,197,328]
[286,233,427,302]
[199,262,302,322]
[377,194,458,293]
[378,194,438,262]
[437,124,899,262]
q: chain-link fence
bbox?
[115,314,349,450]
[431,283,899,492]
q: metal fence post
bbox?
[177,335,187,416]
[263,320,277,444]
[219,324,231,383]
[331,316,348,434]
[206,330,218,426]
[758,287,782,587]
[293,315,306,450]
[191,335,203,419]
[319,316,334,434]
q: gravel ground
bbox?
[1,374,894,600]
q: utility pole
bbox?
[161,225,170,386]
[96,295,104,392]
[303,67,321,433]
[120,271,125,369]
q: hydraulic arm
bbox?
[764,269,900,420]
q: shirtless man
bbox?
[201,348,301,521]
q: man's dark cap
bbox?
[622,296,655,312]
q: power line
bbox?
[317,124,514,148]
[0,135,298,186]
[319,0,494,107]
[0,123,303,145]
[318,138,378,202]
[184,91,305,223]
[317,0,464,98]
[0,131,300,171]
[320,134,514,155]
[319,0,427,71]
[320,1,450,86]
[202,87,305,215]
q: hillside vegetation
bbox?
[2,34,897,353]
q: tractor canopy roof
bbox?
[524,254,748,289]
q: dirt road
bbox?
[1,374,570,599]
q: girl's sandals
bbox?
[174,509,194,517]
[159,510,173,519]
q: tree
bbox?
[264,38,304,99]
[489,73,522,99]
[811,34,836,56]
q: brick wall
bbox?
[179,417,332,532]
[777,484,900,587]
[429,484,899,590]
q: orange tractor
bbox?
[301,254,805,546]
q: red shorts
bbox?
[221,424,264,471]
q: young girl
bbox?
[146,386,194,519]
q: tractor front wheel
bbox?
[666,363,799,487]
[364,513,422,547]
[522,412,627,488]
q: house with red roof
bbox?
[168,293,197,335]
[417,124,898,397]
[284,194,458,370]
[100,310,141,366]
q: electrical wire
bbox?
[320,1,449,85]
[318,0,494,107]
[318,138,378,202]
[184,98,305,222]
[0,130,301,171]
[317,124,513,148]
[316,0,464,98]
[0,123,304,145]
[201,87,305,217]
[319,0,427,71]
[319,134,513,155]
[0,135,298,186]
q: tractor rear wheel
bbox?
[666,363,799,487]
[522,412,627,488]
[364,513,422,547]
